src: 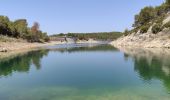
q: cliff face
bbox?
[111,15,170,48]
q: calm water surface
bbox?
[0,44,170,100]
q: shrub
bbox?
[152,23,163,34]
[124,29,129,36]
[155,15,165,24]
[44,37,50,42]
[163,21,170,28]
[140,24,150,33]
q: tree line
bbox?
[52,32,122,41]
[0,16,49,42]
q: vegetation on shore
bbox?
[0,16,49,42]
[51,32,122,41]
[124,0,170,35]
[0,15,122,42]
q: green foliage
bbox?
[57,33,65,36]
[52,32,122,41]
[152,23,163,34]
[0,15,49,42]
[133,1,170,27]
[129,27,139,34]
[123,29,129,36]
[140,24,150,33]
[155,3,169,16]
[0,16,10,36]
[133,7,156,27]
[131,0,170,34]
[65,32,122,41]
[14,19,28,38]
[166,0,170,5]
[163,21,170,28]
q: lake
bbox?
[0,44,170,100]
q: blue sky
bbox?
[0,0,165,34]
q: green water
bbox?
[0,44,170,100]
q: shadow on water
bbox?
[120,47,170,92]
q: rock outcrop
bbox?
[111,14,170,48]
[111,30,170,48]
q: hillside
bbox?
[51,32,122,41]
[111,0,170,48]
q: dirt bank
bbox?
[0,41,65,59]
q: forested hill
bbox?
[124,0,170,35]
[111,0,170,48]
[0,16,49,42]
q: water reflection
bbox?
[47,44,118,53]
[0,50,49,77]
[0,44,117,77]
[120,47,170,91]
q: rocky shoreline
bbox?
[110,29,170,48]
